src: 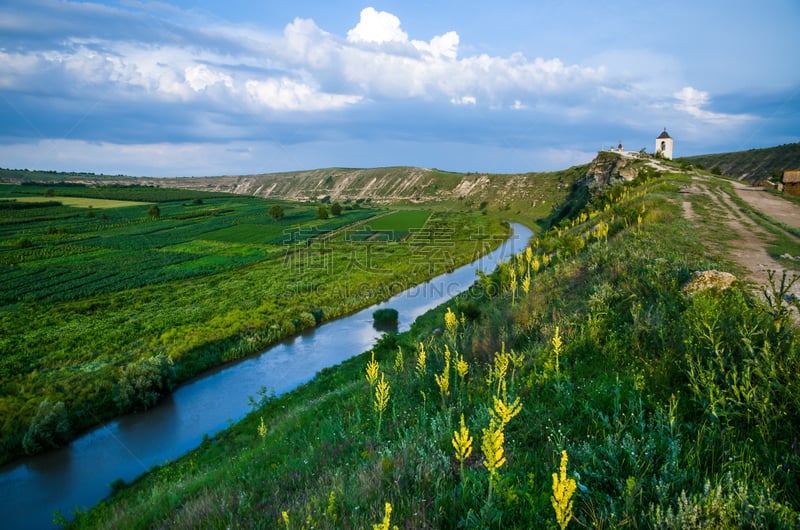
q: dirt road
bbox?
[682,174,800,302]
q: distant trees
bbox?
[317,206,329,219]
[269,204,285,221]
[148,204,161,219]
[331,202,342,216]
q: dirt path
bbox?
[681,174,800,302]
[730,181,800,231]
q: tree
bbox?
[317,205,329,219]
[113,354,175,412]
[269,204,285,221]
[331,202,342,216]
[148,204,160,219]
[22,399,69,454]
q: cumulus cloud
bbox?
[673,85,754,126]
[347,7,407,44]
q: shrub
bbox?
[22,399,69,454]
[297,311,317,330]
[113,354,175,412]
[310,309,325,325]
[373,308,399,325]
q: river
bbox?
[0,223,532,529]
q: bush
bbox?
[310,309,325,325]
[372,308,399,325]
[297,312,317,330]
[22,399,69,454]
[113,354,175,412]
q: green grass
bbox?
[69,171,800,528]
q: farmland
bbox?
[343,209,432,241]
[0,184,507,462]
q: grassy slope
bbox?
[679,142,800,183]
[70,171,800,528]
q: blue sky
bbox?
[1,1,798,176]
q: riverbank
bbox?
[0,223,531,530]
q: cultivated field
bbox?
[0,184,507,462]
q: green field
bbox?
[343,209,431,241]
[0,184,507,462]
[10,196,152,209]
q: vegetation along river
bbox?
[0,223,532,529]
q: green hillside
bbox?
[680,142,800,183]
[68,166,800,528]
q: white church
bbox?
[612,129,674,159]
[656,129,673,159]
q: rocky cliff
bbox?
[577,151,644,190]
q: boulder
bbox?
[682,270,737,296]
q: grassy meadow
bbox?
[0,184,508,462]
[68,170,800,528]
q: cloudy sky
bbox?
[1,1,798,176]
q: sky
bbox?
[1,1,798,177]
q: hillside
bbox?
[679,142,800,184]
[67,157,800,528]
[1,166,574,206]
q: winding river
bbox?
[0,223,532,530]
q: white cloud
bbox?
[673,85,754,126]
[245,78,361,111]
[347,7,407,44]
[185,64,234,92]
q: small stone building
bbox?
[782,170,800,197]
[656,129,673,159]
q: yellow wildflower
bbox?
[373,502,398,530]
[491,395,522,428]
[452,414,473,463]
[415,342,427,377]
[551,450,577,530]
[444,307,458,336]
[365,351,379,386]
[374,373,390,414]
[456,355,469,379]
[257,415,267,440]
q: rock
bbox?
[578,151,641,191]
[682,270,737,296]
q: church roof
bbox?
[657,129,672,139]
